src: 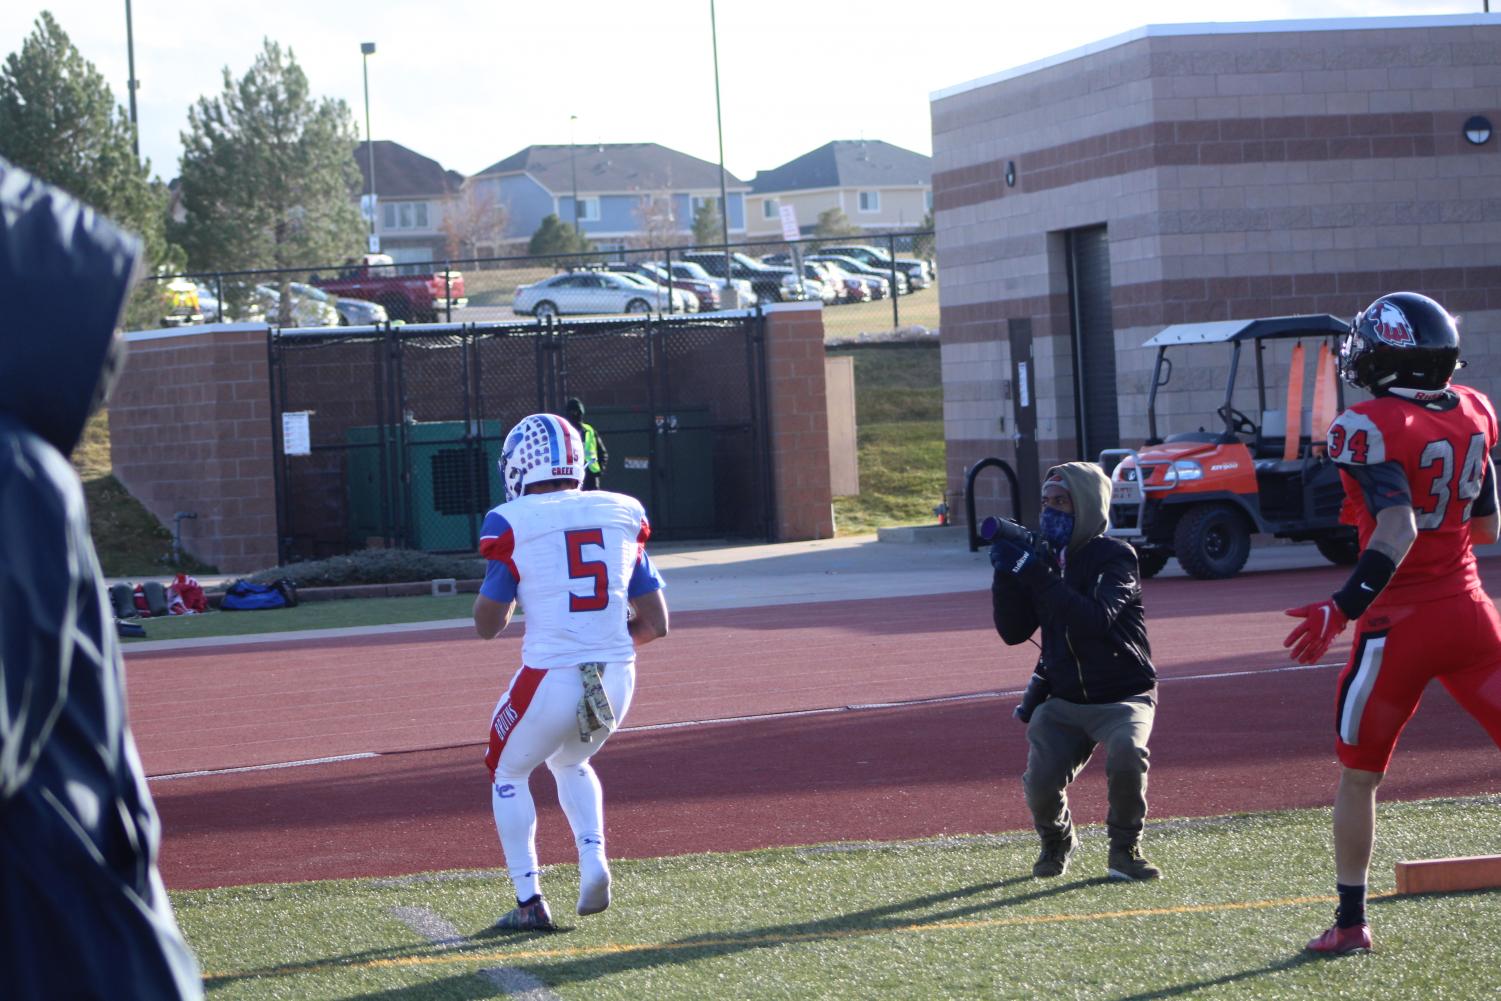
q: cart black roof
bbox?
[1142,314,1348,347]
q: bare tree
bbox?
[631,194,682,251]
[440,181,508,261]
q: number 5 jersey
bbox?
[479,490,664,668]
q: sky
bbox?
[1,0,1486,184]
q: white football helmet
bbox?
[499,413,585,501]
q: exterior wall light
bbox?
[1463,115,1492,146]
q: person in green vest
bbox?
[565,398,608,490]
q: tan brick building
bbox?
[930,14,1501,523]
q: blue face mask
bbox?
[1040,507,1074,550]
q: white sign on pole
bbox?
[778,203,800,243]
[360,194,379,222]
[367,233,381,253]
[282,412,312,456]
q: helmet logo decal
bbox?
[1370,301,1415,347]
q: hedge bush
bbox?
[250,549,485,588]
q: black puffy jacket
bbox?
[992,534,1156,706]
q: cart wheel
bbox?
[1174,504,1252,580]
[1314,530,1360,566]
[1135,548,1171,579]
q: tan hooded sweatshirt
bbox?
[1044,461,1112,554]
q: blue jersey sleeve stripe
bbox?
[627,550,665,598]
[480,559,518,603]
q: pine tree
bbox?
[176,39,363,319]
[0,13,175,275]
[527,213,591,265]
[691,200,724,246]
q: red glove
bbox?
[1283,600,1349,665]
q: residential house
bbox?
[354,140,466,266]
[469,143,749,252]
[746,140,933,237]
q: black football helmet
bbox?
[1339,291,1460,392]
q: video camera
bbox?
[978,515,1037,550]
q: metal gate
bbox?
[267,313,772,564]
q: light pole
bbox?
[709,0,732,291]
[361,42,378,251]
[124,0,139,162]
[569,114,580,235]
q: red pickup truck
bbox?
[312,254,467,323]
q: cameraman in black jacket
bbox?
[991,461,1160,882]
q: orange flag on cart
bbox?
[1283,342,1306,461]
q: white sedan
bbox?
[514,271,688,319]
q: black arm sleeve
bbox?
[991,570,1040,646]
[1031,544,1140,637]
[1344,460,1412,514]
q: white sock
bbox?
[492,775,541,902]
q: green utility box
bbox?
[584,406,716,538]
[347,420,504,551]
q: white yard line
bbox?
[387,905,561,1000]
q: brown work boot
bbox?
[1032,832,1077,878]
[1107,843,1161,881]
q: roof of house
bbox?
[354,140,464,199]
[749,140,932,194]
[473,143,747,193]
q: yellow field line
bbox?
[207,891,1370,981]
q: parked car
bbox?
[310,253,466,322]
[611,269,699,311]
[513,270,688,319]
[192,281,220,322]
[817,243,933,289]
[161,276,203,326]
[659,260,756,308]
[680,251,806,303]
[333,295,389,326]
[810,260,871,303]
[605,262,717,311]
[807,254,907,296]
[254,282,340,327]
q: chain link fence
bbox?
[268,313,771,564]
[138,231,936,347]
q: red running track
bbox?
[130,563,1501,890]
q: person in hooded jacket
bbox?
[990,462,1160,883]
[0,158,203,999]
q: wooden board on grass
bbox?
[1395,854,1501,894]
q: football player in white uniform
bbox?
[474,413,669,932]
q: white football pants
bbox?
[487,660,636,903]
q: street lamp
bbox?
[361,42,378,251]
[124,0,140,162]
[709,0,732,292]
[569,114,580,235]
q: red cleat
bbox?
[1306,920,1372,955]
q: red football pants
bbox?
[1335,587,1501,772]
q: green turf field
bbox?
[176,796,1501,1000]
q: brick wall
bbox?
[110,325,277,573]
[764,303,835,540]
[108,310,835,569]
[932,16,1501,512]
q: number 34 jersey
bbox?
[1327,383,1500,607]
[478,490,664,668]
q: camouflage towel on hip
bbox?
[577,662,617,742]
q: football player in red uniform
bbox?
[1284,292,1501,955]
